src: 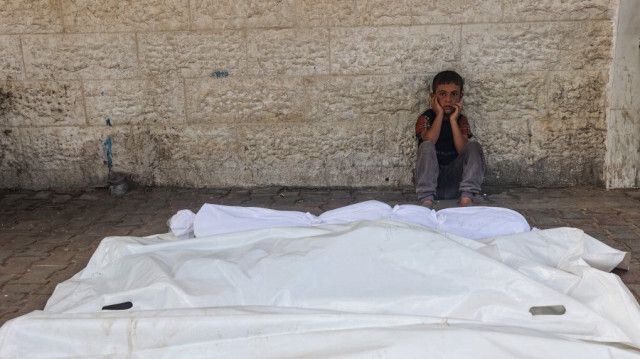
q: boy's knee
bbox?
[463,141,483,156]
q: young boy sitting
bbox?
[415,70,485,208]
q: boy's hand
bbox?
[450,102,463,122]
[430,94,443,117]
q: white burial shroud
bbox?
[0,201,638,358]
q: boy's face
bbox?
[432,83,463,115]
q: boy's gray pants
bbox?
[415,141,485,202]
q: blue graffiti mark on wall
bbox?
[106,118,112,126]
[104,137,113,171]
[210,70,229,78]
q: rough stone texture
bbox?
[529,118,606,185]
[138,31,246,78]
[0,36,24,81]
[237,121,389,186]
[330,26,459,75]
[296,0,362,27]
[191,0,296,30]
[247,28,330,76]
[503,0,614,21]
[383,118,417,168]
[464,73,547,122]
[473,119,531,158]
[60,0,190,33]
[305,75,427,122]
[549,71,608,120]
[18,126,108,188]
[0,127,23,188]
[112,124,240,187]
[462,21,612,72]
[0,81,85,127]
[22,34,139,80]
[410,0,503,24]
[0,0,63,34]
[84,79,185,126]
[186,77,304,123]
[0,1,630,189]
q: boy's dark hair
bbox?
[431,70,464,93]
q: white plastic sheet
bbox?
[185,200,529,239]
[1,204,639,358]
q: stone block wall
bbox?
[0,0,616,189]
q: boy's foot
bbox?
[458,197,473,207]
[421,199,435,209]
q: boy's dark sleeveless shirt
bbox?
[414,109,473,166]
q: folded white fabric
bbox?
[166,209,196,239]
[435,206,532,239]
[5,219,637,359]
[193,204,316,237]
[173,200,530,240]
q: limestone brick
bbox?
[462,21,612,72]
[22,34,138,80]
[138,31,245,78]
[305,75,427,122]
[383,118,418,168]
[485,153,603,187]
[238,119,411,187]
[0,0,63,34]
[19,126,109,188]
[483,117,606,186]
[473,119,531,157]
[60,0,189,32]
[0,127,23,187]
[548,71,608,120]
[357,0,413,26]
[191,0,296,30]
[529,118,606,159]
[237,120,384,167]
[484,154,534,186]
[84,79,185,126]
[464,73,547,122]
[0,36,24,81]
[296,0,363,27]
[503,0,614,21]
[410,0,503,24]
[0,81,85,127]
[330,26,460,75]
[247,28,330,76]
[113,124,239,186]
[186,77,304,123]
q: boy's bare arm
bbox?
[449,103,469,154]
[420,94,444,143]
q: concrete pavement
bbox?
[1,185,640,326]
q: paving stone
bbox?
[329,190,353,200]
[600,225,640,240]
[36,248,76,266]
[557,209,587,219]
[20,265,66,284]
[16,294,50,313]
[524,210,564,227]
[0,274,18,287]
[1,283,42,294]
[0,256,39,275]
